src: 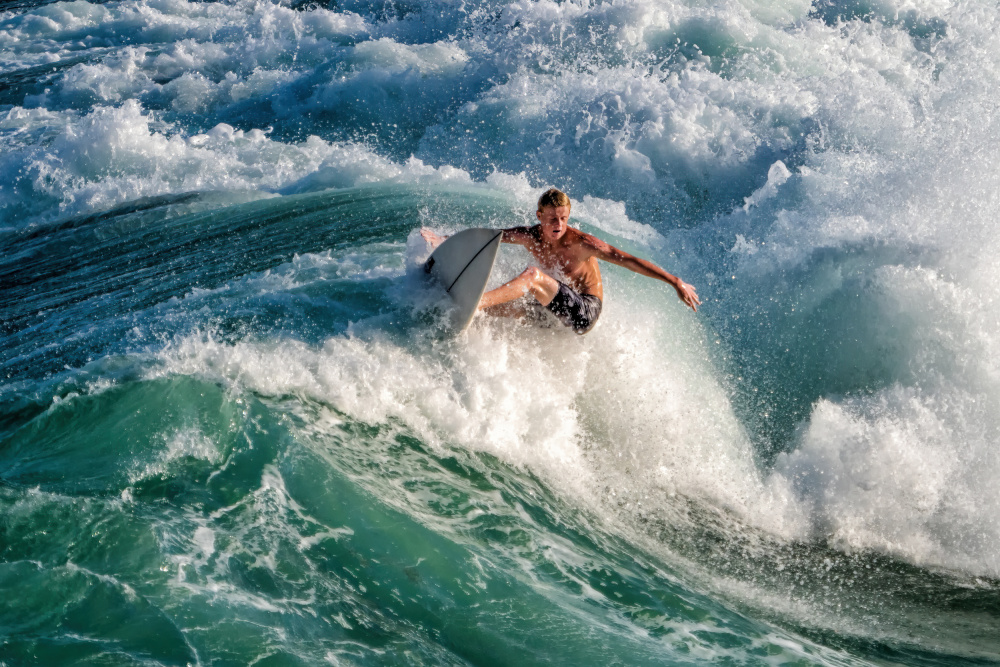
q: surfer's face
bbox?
[536,205,570,241]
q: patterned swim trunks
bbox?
[545,281,602,334]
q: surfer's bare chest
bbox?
[525,238,603,297]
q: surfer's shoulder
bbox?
[570,228,610,255]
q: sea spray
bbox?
[4,0,1000,662]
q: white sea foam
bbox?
[774,383,1000,574]
[0,0,912,221]
[0,100,477,221]
[704,4,1000,577]
[148,241,806,542]
[5,0,1000,580]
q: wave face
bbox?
[3,0,1000,663]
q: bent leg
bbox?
[481,301,529,318]
[479,267,560,312]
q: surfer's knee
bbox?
[519,266,540,281]
[521,266,551,287]
[512,267,541,293]
[532,267,561,288]
[520,267,559,304]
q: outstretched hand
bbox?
[674,281,701,312]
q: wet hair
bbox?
[537,188,571,212]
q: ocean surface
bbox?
[2,0,1000,664]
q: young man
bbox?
[424,188,700,334]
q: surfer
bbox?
[422,188,700,334]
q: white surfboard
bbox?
[424,228,503,332]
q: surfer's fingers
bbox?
[686,284,701,302]
[677,284,699,311]
[420,228,447,248]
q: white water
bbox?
[5,0,1000,582]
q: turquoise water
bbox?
[3,0,1000,664]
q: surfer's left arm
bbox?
[586,236,701,312]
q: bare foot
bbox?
[420,228,447,249]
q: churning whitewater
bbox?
[2,0,1000,663]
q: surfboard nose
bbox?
[424,228,503,333]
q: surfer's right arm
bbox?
[422,226,533,250]
[501,226,536,246]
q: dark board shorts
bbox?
[545,281,602,334]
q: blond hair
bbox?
[537,188,571,212]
